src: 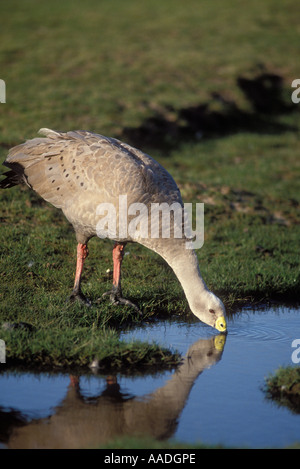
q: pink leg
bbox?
[70,243,91,305]
[102,242,141,313]
[112,242,125,292]
[73,243,89,292]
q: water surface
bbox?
[0,305,299,448]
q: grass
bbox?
[0,0,300,370]
[264,366,300,414]
[101,435,300,449]
[1,325,180,371]
[99,436,226,450]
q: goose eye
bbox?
[209,309,215,314]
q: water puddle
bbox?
[0,305,299,448]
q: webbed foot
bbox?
[101,289,142,314]
[69,290,92,307]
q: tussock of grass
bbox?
[264,366,300,413]
[2,326,180,371]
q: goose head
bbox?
[192,290,227,332]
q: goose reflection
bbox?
[6,334,226,449]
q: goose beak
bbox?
[215,316,227,332]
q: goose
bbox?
[0,129,226,332]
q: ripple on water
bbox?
[228,307,299,343]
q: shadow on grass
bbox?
[121,69,298,153]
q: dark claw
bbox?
[68,290,92,307]
[101,290,142,314]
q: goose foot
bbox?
[101,289,142,314]
[69,290,92,307]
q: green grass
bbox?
[99,436,226,450]
[1,325,180,371]
[100,435,300,449]
[264,366,300,414]
[1,0,300,369]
